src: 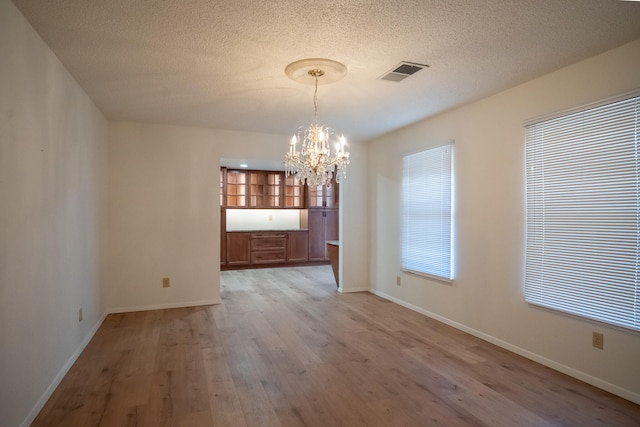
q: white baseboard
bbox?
[368,288,640,405]
[338,286,370,293]
[108,298,221,314]
[21,310,108,427]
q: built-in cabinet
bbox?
[308,208,338,261]
[220,167,339,269]
[223,231,313,269]
[221,168,315,209]
[220,168,339,209]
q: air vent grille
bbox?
[380,61,429,82]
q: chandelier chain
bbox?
[313,72,318,126]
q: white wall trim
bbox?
[20,310,109,427]
[338,286,370,293]
[108,298,221,314]
[368,288,640,405]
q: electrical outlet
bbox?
[396,276,401,286]
[78,308,83,322]
[592,332,604,349]
[162,277,170,288]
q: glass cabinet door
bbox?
[285,175,304,208]
[307,180,338,208]
[250,171,283,208]
[250,172,266,207]
[266,172,282,207]
[226,170,247,207]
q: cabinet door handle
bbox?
[323,211,326,217]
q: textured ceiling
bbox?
[11,0,640,142]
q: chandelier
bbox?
[284,59,350,187]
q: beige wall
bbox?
[0,1,108,426]
[339,140,370,293]
[367,40,640,403]
[107,122,293,311]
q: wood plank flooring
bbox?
[33,266,640,426]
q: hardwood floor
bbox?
[33,266,640,426]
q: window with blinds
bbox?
[525,94,640,332]
[401,144,454,281]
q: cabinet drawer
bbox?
[251,238,286,251]
[251,232,287,239]
[251,250,286,264]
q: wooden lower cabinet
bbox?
[220,208,227,265]
[308,208,338,261]
[226,232,251,265]
[223,230,312,268]
[221,206,337,268]
[287,231,309,262]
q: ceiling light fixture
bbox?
[284,58,350,187]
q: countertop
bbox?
[226,229,309,232]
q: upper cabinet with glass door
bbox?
[307,179,339,208]
[284,175,305,208]
[249,171,283,208]
[225,169,248,207]
[220,168,225,206]
[221,168,310,209]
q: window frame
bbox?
[400,143,455,282]
[524,90,640,332]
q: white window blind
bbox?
[525,94,640,331]
[401,144,454,280]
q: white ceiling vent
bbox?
[379,61,429,82]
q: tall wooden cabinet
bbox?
[307,180,339,261]
[308,208,338,261]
